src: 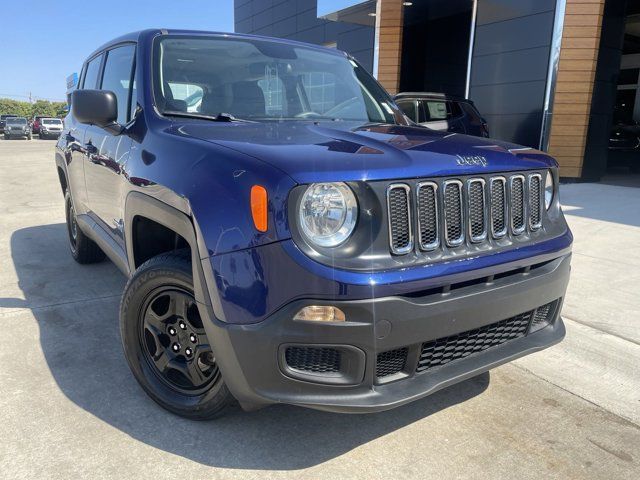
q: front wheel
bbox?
[120,251,234,419]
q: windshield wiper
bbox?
[162,111,256,123]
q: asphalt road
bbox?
[0,139,638,479]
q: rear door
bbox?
[63,53,103,213]
[83,43,136,244]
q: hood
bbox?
[176,121,557,184]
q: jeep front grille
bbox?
[443,180,464,247]
[416,182,439,250]
[386,171,547,256]
[490,177,507,238]
[387,184,412,254]
[529,174,542,229]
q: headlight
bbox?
[545,170,554,210]
[299,182,358,247]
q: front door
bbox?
[83,44,136,245]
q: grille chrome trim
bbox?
[416,181,439,251]
[509,175,526,235]
[467,178,487,243]
[386,183,413,255]
[489,176,508,238]
[443,179,464,247]
[529,173,543,230]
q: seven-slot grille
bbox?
[387,172,545,255]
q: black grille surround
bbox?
[376,299,560,382]
[385,170,549,260]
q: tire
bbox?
[3,135,8,140]
[64,190,105,264]
[120,250,234,419]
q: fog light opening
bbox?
[528,301,557,334]
[293,306,346,323]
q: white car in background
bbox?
[39,118,63,139]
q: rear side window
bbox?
[396,100,417,122]
[422,100,448,121]
[421,100,464,121]
[100,44,136,124]
[82,55,103,89]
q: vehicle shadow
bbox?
[7,223,490,470]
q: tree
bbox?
[0,97,67,119]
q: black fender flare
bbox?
[123,191,222,317]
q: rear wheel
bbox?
[120,251,234,419]
[65,190,105,263]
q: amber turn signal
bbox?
[251,185,268,232]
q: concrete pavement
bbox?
[0,139,638,479]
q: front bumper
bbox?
[5,130,29,137]
[40,130,61,137]
[202,251,571,412]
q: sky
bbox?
[0,0,235,102]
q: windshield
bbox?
[7,118,27,125]
[154,36,400,124]
[42,119,62,125]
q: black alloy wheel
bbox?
[139,287,219,394]
[120,250,234,419]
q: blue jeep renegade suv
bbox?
[56,29,572,419]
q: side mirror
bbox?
[71,89,122,134]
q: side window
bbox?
[100,44,136,124]
[396,100,417,122]
[422,100,448,121]
[82,55,103,89]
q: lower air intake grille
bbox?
[376,348,408,378]
[285,346,341,374]
[531,301,556,329]
[416,311,533,373]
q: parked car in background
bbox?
[0,114,18,134]
[58,29,571,419]
[39,118,63,139]
[4,117,32,139]
[394,92,490,138]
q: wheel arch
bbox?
[124,192,213,310]
[55,153,68,194]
